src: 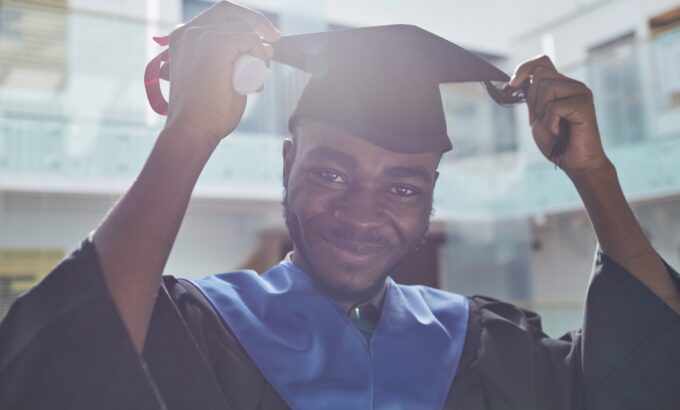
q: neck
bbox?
[336,282,387,313]
[289,250,388,314]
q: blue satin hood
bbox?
[191,261,469,409]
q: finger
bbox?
[243,40,272,67]
[196,31,273,68]
[526,65,564,119]
[508,54,556,88]
[263,43,274,61]
[542,94,592,136]
[170,21,255,50]
[534,78,589,120]
[199,27,274,65]
[168,29,267,87]
[187,1,281,42]
[194,21,257,34]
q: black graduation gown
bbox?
[1,239,679,409]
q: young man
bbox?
[1,2,679,409]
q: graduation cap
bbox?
[272,25,510,153]
[144,25,513,154]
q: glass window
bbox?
[587,32,645,147]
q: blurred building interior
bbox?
[1,0,680,337]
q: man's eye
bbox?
[390,186,418,197]
[319,171,346,184]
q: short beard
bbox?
[282,189,430,303]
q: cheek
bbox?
[287,177,337,223]
[389,200,432,242]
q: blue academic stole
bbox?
[191,261,469,409]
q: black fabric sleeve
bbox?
[583,252,680,409]
[459,251,680,410]
[0,239,165,409]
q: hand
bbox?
[508,55,610,178]
[163,1,280,146]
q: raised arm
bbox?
[508,55,680,314]
[92,1,280,353]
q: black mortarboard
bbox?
[273,25,510,153]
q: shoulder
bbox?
[459,295,550,371]
[186,264,295,295]
[468,295,545,335]
[464,294,581,356]
[394,282,467,307]
[451,295,583,409]
[393,284,546,334]
[464,294,583,369]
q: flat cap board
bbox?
[273,25,510,153]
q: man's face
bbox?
[283,120,440,303]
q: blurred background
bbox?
[1,0,680,337]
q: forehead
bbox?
[293,120,442,174]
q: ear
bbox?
[282,138,295,187]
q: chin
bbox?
[306,257,390,303]
[289,226,394,303]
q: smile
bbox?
[320,232,387,263]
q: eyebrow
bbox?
[382,166,434,183]
[305,146,356,168]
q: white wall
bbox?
[508,0,680,68]
[0,193,284,279]
[530,213,595,305]
[530,198,680,305]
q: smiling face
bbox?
[282,120,441,305]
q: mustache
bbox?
[324,225,393,247]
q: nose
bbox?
[333,186,386,230]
